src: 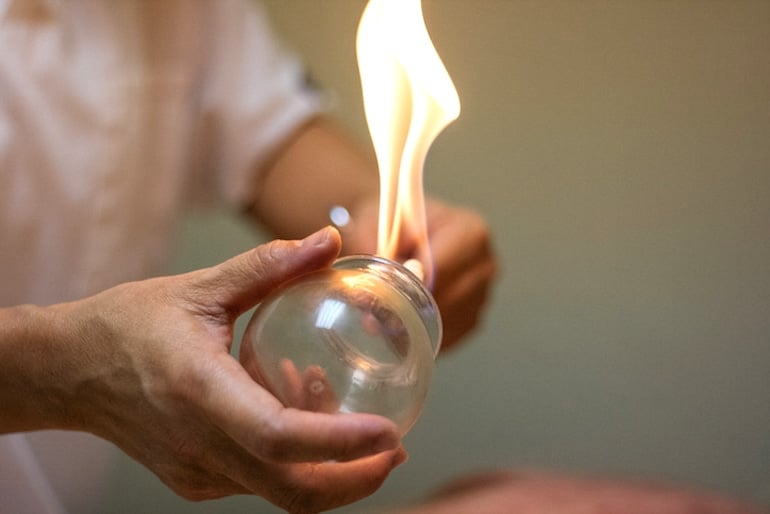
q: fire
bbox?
[356,0,460,286]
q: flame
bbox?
[356,0,460,286]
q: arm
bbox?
[0,304,74,434]
[249,117,498,350]
[249,116,379,242]
[0,228,405,512]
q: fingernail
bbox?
[301,226,334,249]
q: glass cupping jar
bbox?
[240,255,442,435]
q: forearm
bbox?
[0,303,76,434]
[249,116,379,240]
[247,115,497,351]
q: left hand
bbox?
[342,196,497,352]
[33,228,405,512]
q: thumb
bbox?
[191,226,341,317]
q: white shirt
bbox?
[0,0,322,511]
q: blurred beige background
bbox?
[101,1,770,512]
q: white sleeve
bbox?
[191,0,325,207]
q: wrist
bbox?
[0,302,85,433]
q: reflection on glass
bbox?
[240,255,442,435]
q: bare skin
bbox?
[252,117,497,351]
[341,194,497,351]
[391,470,768,514]
[1,118,496,512]
[0,228,406,513]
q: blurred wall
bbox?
[103,1,770,512]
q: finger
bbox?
[435,268,494,349]
[275,360,340,413]
[160,464,252,502]
[433,251,497,321]
[191,226,342,317]
[430,218,496,295]
[200,356,401,464]
[248,448,408,514]
[279,358,305,408]
[300,365,339,413]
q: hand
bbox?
[41,227,405,513]
[343,196,497,351]
[422,198,498,350]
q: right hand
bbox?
[342,195,498,352]
[27,227,405,513]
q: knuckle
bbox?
[252,241,292,274]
